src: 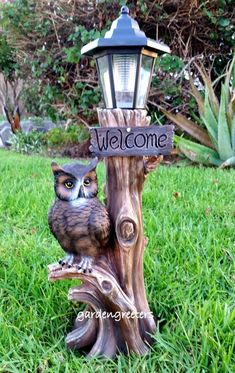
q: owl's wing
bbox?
[89,200,111,248]
[48,199,110,254]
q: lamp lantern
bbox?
[81,5,170,109]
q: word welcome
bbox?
[90,125,174,157]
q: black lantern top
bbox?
[81,6,170,109]
[81,6,170,57]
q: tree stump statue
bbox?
[48,4,172,359]
[48,109,168,357]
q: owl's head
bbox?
[51,158,99,201]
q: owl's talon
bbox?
[77,256,93,273]
[59,254,76,268]
[87,261,92,273]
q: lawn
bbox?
[0,149,234,372]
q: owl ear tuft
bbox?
[51,161,63,175]
[88,157,99,172]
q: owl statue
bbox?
[48,158,111,273]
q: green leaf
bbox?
[218,18,230,27]
[189,74,205,117]
[224,55,235,98]
[218,85,233,160]
[195,63,219,117]
[227,91,235,128]
[202,88,218,148]
[174,135,222,166]
[219,156,235,168]
[159,107,214,149]
[231,115,235,154]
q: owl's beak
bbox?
[77,185,84,198]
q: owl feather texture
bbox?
[48,158,111,273]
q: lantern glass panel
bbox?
[136,55,154,108]
[97,55,113,108]
[112,54,138,108]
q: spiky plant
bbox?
[160,55,235,168]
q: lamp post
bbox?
[49,5,173,359]
[81,5,170,109]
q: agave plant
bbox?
[160,55,235,168]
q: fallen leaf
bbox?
[205,208,211,215]
[173,192,181,198]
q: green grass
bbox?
[0,149,234,372]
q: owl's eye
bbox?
[64,180,74,189]
[83,178,91,187]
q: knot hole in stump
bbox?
[116,218,138,248]
[101,280,113,293]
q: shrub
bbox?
[9,131,46,154]
[160,56,235,167]
[45,124,89,146]
[9,123,89,154]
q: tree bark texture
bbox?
[48,109,162,358]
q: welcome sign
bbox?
[90,125,174,157]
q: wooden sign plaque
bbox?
[90,125,174,157]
